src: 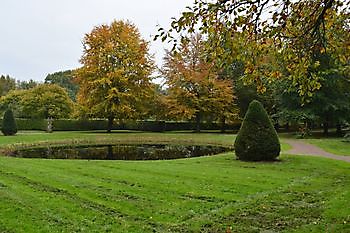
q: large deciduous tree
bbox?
[75,20,154,133]
[21,84,73,119]
[162,34,236,132]
[0,89,26,117]
[0,84,73,119]
[276,53,350,135]
[158,0,349,99]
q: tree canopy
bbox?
[161,34,236,131]
[45,70,79,101]
[0,84,73,119]
[0,75,16,97]
[159,0,349,99]
[75,20,154,132]
[276,52,350,135]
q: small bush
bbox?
[1,109,18,136]
[234,100,280,161]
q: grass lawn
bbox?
[0,131,236,147]
[305,138,350,156]
[0,131,349,232]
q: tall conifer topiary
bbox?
[1,108,17,136]
[234,100,280,161]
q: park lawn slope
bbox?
[0,152,349,232]
[306,138,350,156]
[0,131,235,147]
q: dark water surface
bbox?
[10,144,232,160]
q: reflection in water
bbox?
[11,144,232,160]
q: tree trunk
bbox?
[195,111,201,133]
[323,121,329,136]
[285,122,289,131]
[107,145,113,160]
[221,116,226,133]
[107,116,114,133]
[336,123,342,136]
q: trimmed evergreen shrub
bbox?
[234,100,280,161]
[1,109,17,136]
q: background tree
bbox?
[143,83,168,121]
[16,79,38,90]
[0,84,73,119]
[220,60,277,119]
[162,34,236,132]
[0,75,16,97]
[0,89,27,117]
[75,20,154,133]
[45,70,79,101]
[1,108,17,136]
[21,84,73,119]
[276,53,350,136]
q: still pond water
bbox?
[11,144,232,160]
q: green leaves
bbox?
[1,108,17,136]
[0,84,73,119]
[158,0,349,99]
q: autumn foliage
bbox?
[75,20,154,132]
[162,34,236,131]
[160,0,349,100]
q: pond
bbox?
[10,144,232,160]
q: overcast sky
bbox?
[0,0,193,81]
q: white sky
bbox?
[0,0,193,81]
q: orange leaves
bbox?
[161,0,349,100]
[162,34,235,121]
[75,20,154,120]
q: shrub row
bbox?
[0,119,242,132]
[3,119,47,131]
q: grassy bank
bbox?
[0,131,348,232]
[306,138,350,156]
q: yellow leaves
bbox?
[314,61,320,69]
[244,63,255,74]
[270,71,282,79]
[76,20,154,120]
[339,55,347,64]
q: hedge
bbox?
[8,119,46,131]
[52,119,110,131]
[0,119,242,132]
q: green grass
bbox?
[0,131,349,232]
[0,131,235,146]
[0,131,291,152]
[305,138,350,156]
